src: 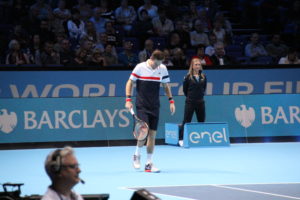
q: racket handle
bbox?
[130,108,135,115]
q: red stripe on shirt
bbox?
[131,73,160,80]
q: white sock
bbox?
[146,154,153,164]
[135,146,142,156]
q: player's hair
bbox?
[151,50,165,60]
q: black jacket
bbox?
[183,73,207,102]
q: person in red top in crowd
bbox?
[195,44,213,66]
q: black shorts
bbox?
[136,106,159,131]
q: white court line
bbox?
[213,185,300,200]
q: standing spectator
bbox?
[266,34,289,63]
[179,57,207,146]
[67,8,86,49]
[40,41,60,65]
[244,33,268,60]
[114,0,137,34]
[189,19,209,47]
[195,44,213,66]
[210,41,233,65]
[103,43,118,66]
[42,146,84,200]
[278,48,300,64]
[5,39,30,65]
[138,39,154,62]
[151,7,174,37]
[118,40,139,67]
[137,0,158,20]
[52,0,71,34]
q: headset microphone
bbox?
[80,179,85,184]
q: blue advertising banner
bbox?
[0,94,299,143]
[0,68,299,98]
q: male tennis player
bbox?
[125,49,175,173]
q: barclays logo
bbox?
[0,108,18,134]
[235,105,255,128]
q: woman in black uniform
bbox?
[179,57,207,146]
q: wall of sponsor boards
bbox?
[0,68,299,143]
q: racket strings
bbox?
[134,121,149,140]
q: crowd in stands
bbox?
[0,0,299,68]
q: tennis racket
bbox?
[130,108,149,141]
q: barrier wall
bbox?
[0,68,300,98]
[0,94,299,144]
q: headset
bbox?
[50,149,62,173]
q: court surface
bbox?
[0,142,300,200]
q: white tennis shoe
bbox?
[145,163,160,173]
[133,154,141,169]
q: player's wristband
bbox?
[169,100,175,104]
[126,98,132,102]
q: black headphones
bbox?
[50,149,62,173]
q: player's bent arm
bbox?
[125,79,134,110]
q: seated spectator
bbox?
[40,41,60,65]
[132,9,154,43]
[137,0,158,20]
[37,19,55,45]
[214,12,233,40]
[71,48,89,66]
[89,48,106,66]
[103,43,118,66]
[167,32,184,52]
[78,39,94,62]
[212,20,227,44]
[171,19,191,49]
[151,7,174,37]
[278,48,300,64]
[198,9,212,33]
[244,33,268,60]
[162,48,174,67]
[104,21,119,46]
[98,0,115,21]
[114,0,137,34]
[52,0,71,34]
[205,33,217,56]
[118,40,139,67]
[189,19,209,47]
[138,39,154,62]
[73,0,93,22]
[84,21,98,44]
[195,44,213,66]
[5,39,30,65]
[210,41,233,65]
[28,34,42,64]
[89,7,108,34]
[67,8,86,49]
[171,47,187,67]
[59,38,74,66]
[29,0,53,21]
[266,34,289,63]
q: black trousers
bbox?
[179,100,206,140]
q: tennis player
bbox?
[125,49,175,173]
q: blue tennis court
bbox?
[0,142,300,200]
